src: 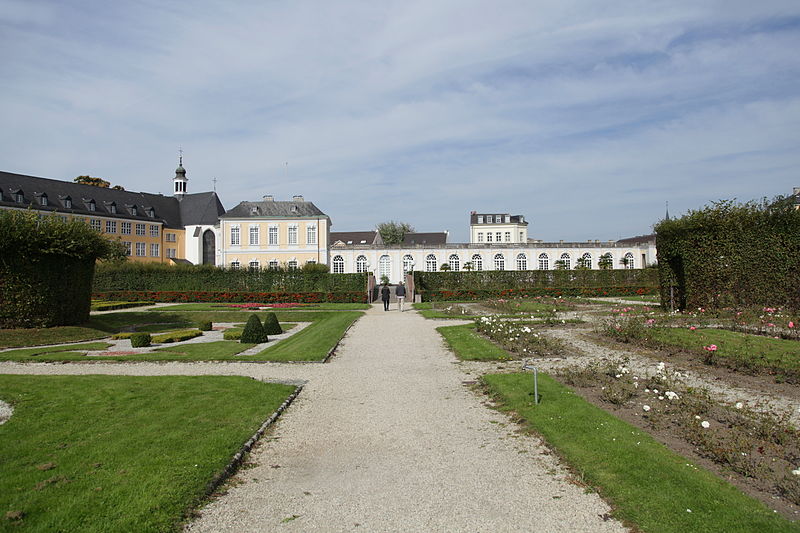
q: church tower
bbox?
[173,153,188,199]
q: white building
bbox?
[469,212,528,244]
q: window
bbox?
[269,260,279,269]
[146,208,154,218]
[599,252,613,269]
[123,242,132,256]
[150,225,159,237]
[356,255,368,273]
[448,254,460,271]
[505,215,510,223]
[486,232,493,243]
[130,206,137,216]
[109,203,117,214]
[64,197,72,208]
[624,252,635,269]
[135,223,145,236]
[230,226,240,246]
[504,232,511,242]
[167,248,176,258]
[487,215,493,223]
[538,253,549,270]
[426,254,437,272]
[150,243,159,257]
[472,254,483,271]
[121,222,131,235]
[494,253,505,271]
[402,254,414,273]
[516,253,527,270]
[379,255,391,279]
[90,219,101,231]
[106,220,116,233]
[477,215,484,223]
[519,231,524,241]
[268,226,278,245]
[477,232,483,242]
[288,225,298,245]
[88,200,96,212]
[165,232,176,242]
[333,255,345,274]
[249,226,259,246]
[579,253,592,269]
[40,195,48,206]
[495,232,502,242]
[307,224,317,245]
[135,242,146,256]
[230,260,240,270]
[249,260,259,271]
[288,260,298,269]
[560,253,571,270]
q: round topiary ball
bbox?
[130,333,151,348]
[262,312,283,335]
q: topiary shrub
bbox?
[240,314,268,343]
[262,312,283,335]
[130,333,151,348]
[197,320,213,331]
[223,329,242,341]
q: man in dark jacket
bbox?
[381,284,391,311]
[395,282,406,312]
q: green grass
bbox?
[0,375,295,532]
[647,327,800,371]
[0,343,113,362]
[437,324,512,361]
[90,301,154,311]
[483,372,797,533]
[154,340,255,359]
[152,302,370,311]
[255,311,361,361]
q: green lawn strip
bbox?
[483,372,796,533]
[90,301,154,311]
[0,375,295,532]
[437,324,511,361]
[152,302,369,311]
[153,340,255,360]
[646,328,800,371]
[0,343,113,361]
[0,326,111,349]
[255,311,361,361]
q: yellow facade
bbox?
[220,217,329,268]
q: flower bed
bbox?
[419,286,658,302]
[475,316,566,357]
[93,290,367,303]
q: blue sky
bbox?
[1,1,799,242]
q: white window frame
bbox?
[249,260,260,271]
[123,241,132,256]
[230,260,240,270]
[269,259,279,269]
[472,254,483,271]
[166,232,176,243]
[249,225,260,246]
[402,254,414,273]
[150,243,159,257]
[580,253,592,269]
[494,254,505,270]
[288,259,298,269]
[90,219,101,231]
[150,225,159,237]
[477,232,483,242]
[121,222,131,235]
[135,223,145,236]
[106,220,116,234]
[560,253,571,270]
[504,232,511,242]
[307,224,317,245]
[448,254,460,271]
[477,215,484,223]
[135,242,146,257]
[624,252,635,269]
[333,255,345,274]
[268,226,279,245]
[230,225,240,246]
[495,232,502,242]
[516,253,527,271]
[538,253,549,270]
[426,254,437,272]
[356,255,368,273]
[288,225,298,245]
[167,248,176,258]
[486,232,492,243]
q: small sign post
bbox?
[522,362,539,405]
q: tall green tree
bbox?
[377,221,414,245]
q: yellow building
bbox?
[219,195,330,269]
[0,164,223,264]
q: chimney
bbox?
[292,195,304,202]
[263,195,274,202]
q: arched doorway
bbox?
[378,255,391,281]
[202,229,216,265]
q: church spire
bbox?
[173,149,188,199]
[664,201,670,221]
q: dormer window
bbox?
[14,192,24,203]
[290,205,298,213]
[87,199,96,212]
[477,216,483,223]
[61,196,72,209]
[146,207,154,217]
[130,205,137,216]
[40,194,48,206]
[250,206,258,215]
[108,202,117,214]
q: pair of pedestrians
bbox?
[381,282,406,311]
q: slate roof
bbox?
[221,199,328,219]
[0,170,224,229]
[470,212,527,225]
[403,232,448,245]
[616,234,656,245]
[330,231,382,245]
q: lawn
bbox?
[0,375,295,532]
[483,372,797,533]
[436,324,511,361]
[254,311,360,361]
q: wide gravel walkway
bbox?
[185,305,625,532]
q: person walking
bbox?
[381,283,391,311]
[395,281,406,312]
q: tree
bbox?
[74,175,111,188]
[598,254,613,270]
[377,221,414,245]
[439,263,451,271]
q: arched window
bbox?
[403,254,414,273]
[579,253,592,269]
[624,252,635,269]
[332,255,345,274]
[472,254,483,271]
[599,252,613,269]
[356,255,367,273]
[379,255,391,280]
[516,253,527,271]
[426,254,437,272]
[538,253,549,270]
[560,253,571,270]
[494,253,505,271]
[448,254,460,271]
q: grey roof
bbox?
[221,199,328,219]
[616,234,656,245]
[331,231,382,245]
[179,192,225,226]
[0,170,224,229]
[403,232,448,245]
[470,212,527,225]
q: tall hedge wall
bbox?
[413,269,658,301]
[654,197,800,311]
[93,263,367,293]
[0,210,126,328]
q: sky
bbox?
[1,1,799,242]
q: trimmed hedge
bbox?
[419,286,659,302]
[197,321,213,331]
[130,333,151,348]
[414,269,658,302]
[92,290,367,303]
[151,330,203,343]
[241,315,268,343]
[655,197,800,311]
[0,210,126,328]
[93,263,366,292]
[262,312,283,335]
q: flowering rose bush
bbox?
[475,316,565,357]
